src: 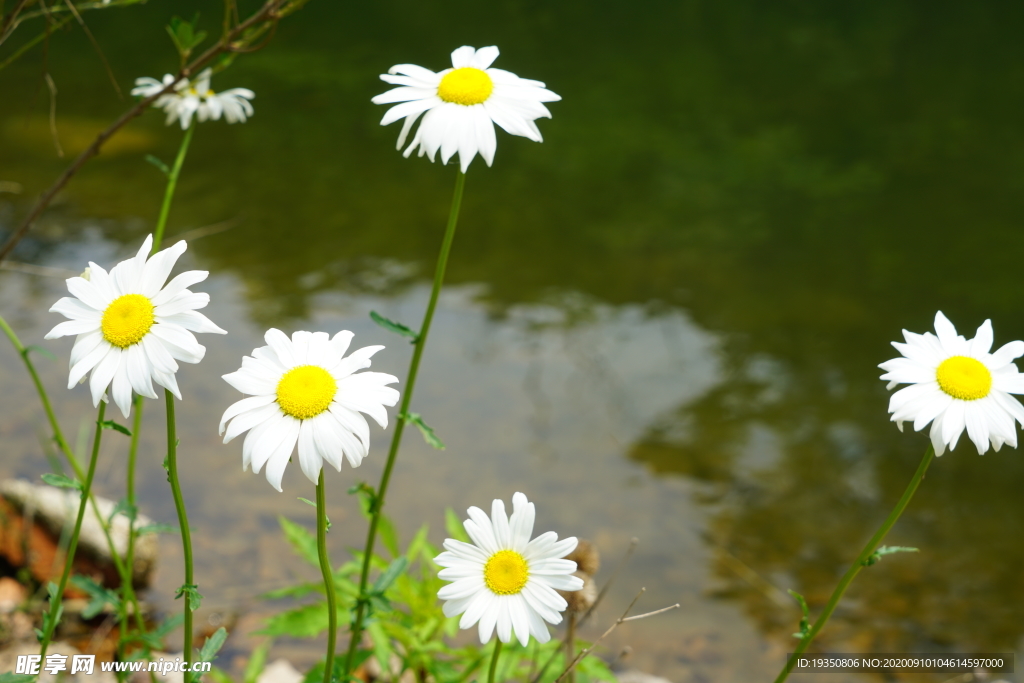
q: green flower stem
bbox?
[38,401,106,660]
[165,390,196,681]
[316,471,339,683]
[152,123,195,252]
[0,314,144,629]
[487,639,503,683]
[773,443,935,683]
[343,170,466,674]
[117,395,148,670]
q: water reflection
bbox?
[2,0,1024,679]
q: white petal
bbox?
[220,394,277,436]
[151,270,209,306]
[139,240,187,297]
[89,347,122,407]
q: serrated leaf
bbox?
[370,311,419,342]
[175,584,203,611]
[41,472,82,490]
[257,602,332,638]
[98,419,132,436]
[108,497,138,525]
[243,640,273,683]
[199,627,228,663]
[145,154,171,176]
[444,508,470,544]
[279,515,319,567]
[23,344,56,360]
[205,667,234,683]
[403,412,445,450]
[70,575,121,619]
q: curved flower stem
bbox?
[487,639,503,683]
[773,443,934,683]
[152,124,195,252]
[0,315,144,630]
[165,390,196,681]
[38,401,106,660]
[316,471,338,683]
[343,170,466,674]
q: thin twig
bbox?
[0,0,294,264]
[531,538,639,683]
[0,0,30,45]
[62,0,121,97]
[44,72,62,157]
[555,589,680,683]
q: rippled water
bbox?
[2,2,1024,681]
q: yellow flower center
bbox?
[437,67,494,105]
[276,365,337,420]
[483,550,529,595]
[101,294,155,348]
[936,356,992,401]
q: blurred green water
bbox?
[2,0,1024,678]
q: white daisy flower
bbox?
[45,234,227,418]
[219,329,400,492]
[371,45,561,172]
[131,68,255,130]
[434,492,584,646]
[879,311,1024,455]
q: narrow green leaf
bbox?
[279,515,319,567]
[372,557,408,594]
[788,589,810,639]
[98,419,132,436]
[144,154,171,176]
[378,513,400,558]
[136,522,179,535]
[199,627,228,663]
[108,497,138,525]
[402,412,445,450]
[175,584,203,611]
[257,602,331,638]
[70,575,121,619]
[864,545,919,566]
[444,508,470,544]
[370,310,419,342]
[0,674,36,683]
[23,345,56,360]
[41,472,82,490]
[205,667,234,683]
[243,640,273,683]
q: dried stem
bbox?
[0,0,298,263]
[554,589,680,683]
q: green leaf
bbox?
[279,515,320,567]
[378,514,400,558]
[788,589,811,639]
[445,508,470,544]
[199,627,228,663]
[863,545,919,566]
[145,154,171,176]
[136,522,179,535]
[175,584,203,611]
[372,557,408,595]
[402,412,445,450]
[98,419,132,436]
[257,602,331,638]
[23,344,56,360]
[41,472,82,490]
[108,497,138,525]
[243,640,273,683]
[0,673,36,683]
[70,575,121,619]
[131,613,183,649]
[205,667,235,683]
[262,581,322,600]
[370,311,419,342]
[298,497,316,508]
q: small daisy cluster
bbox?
[132,68,255,130]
